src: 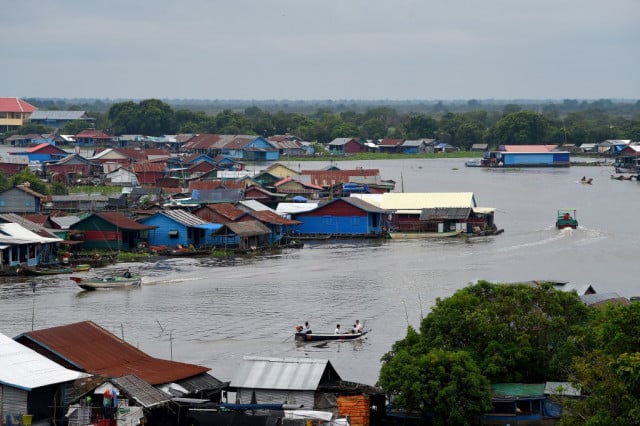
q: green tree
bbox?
[489,111,551,146]
[10,169,49,195]
[62,119,93,135]
[0,173,10,192]
[360,118,387,140]
[136,99,176,136]
[108,101,138,135]
[50,181,69,195]
[404,115,438,139]
[419,281,589,382]
[379,331,492,425]
[561,303,640,425]
[5,123,50,137]
[107,99,176,136]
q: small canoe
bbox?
[73,264,91,272]
[70,276,142,291]
[295,330,369,342]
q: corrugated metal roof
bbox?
[0,222,62,244]
[419,207,471,220]
[0,213,58,238]
[251,210,301,225]
[175,372,228,394]
[223,220,271,237]
[111,375,171,408]
[16,321,211,386]
[581,293,630,306]
[491,383,546,398]
[231,357,341,390]
[159,209,208,226]
[341,197,389,214]
[29,110,88,120]
[276,203,319,215]
[0,333,89,391]
[239,200,277,212]
[352,192,477,212]
[544,382,581,397]
[95,212,156,231]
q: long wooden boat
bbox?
[387,230,464,239]
[295,330,369,342]
[23,267,74,276]
[70,275,142,291]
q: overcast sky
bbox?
[2,0,639,101]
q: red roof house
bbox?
[0,97,38,132]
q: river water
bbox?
[1,158,638,387]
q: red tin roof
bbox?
[19,321,210,385]
[96,212,156,230]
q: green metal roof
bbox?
[491,383,546,398]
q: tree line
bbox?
[15,98,640,149]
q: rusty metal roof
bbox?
[250,210,301,225]
[95,212,157,231]
[16,321,210,386]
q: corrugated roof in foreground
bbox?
[0,333,89,391]
[111,375,171,408]
[16,321,210,386]
[231,356,341,391]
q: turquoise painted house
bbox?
[140,209,221,249]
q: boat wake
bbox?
[142,277,203,286]
[493,226,607,255]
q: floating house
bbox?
[15,321,227,425]
[140,209,221,249]
[0,185,46,214]
[69,212,156,250]
[0,333,89,426]
[9,143,69,163]
[227,356,385,426]
[352,192,497,234]
[0,222,62,273]
[290,197,387,238]
[482,382,579,423]
[482,145,570,167]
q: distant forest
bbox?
[23,98,640,149]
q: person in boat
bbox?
[302,321,312,334]
[335,324,342,334]
[354,320,364,334]
[123,269,132,278]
